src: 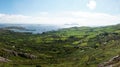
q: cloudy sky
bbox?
[0,0,120,26]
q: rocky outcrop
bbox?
[0,56,11,62]
[98,55,120,67]
[2,48,37,59]
[18,52,37,59]
[2,48,18,56]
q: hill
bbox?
[0,24,120,67]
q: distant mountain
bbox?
[0,24,61,34]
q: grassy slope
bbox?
[0,24,120,67]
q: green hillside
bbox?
[1,24,120,67]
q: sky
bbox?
[0,0,120,26]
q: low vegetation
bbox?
[1,24,120,67]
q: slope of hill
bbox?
[0,24,120,67]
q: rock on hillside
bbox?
[2,48,37,59]
[0,56,11,62]
[98,55,120,67]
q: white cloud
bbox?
[0,14,31,24]
[0,11,120,26]
[87,0,96,10]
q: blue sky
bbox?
[0,0,120,26]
